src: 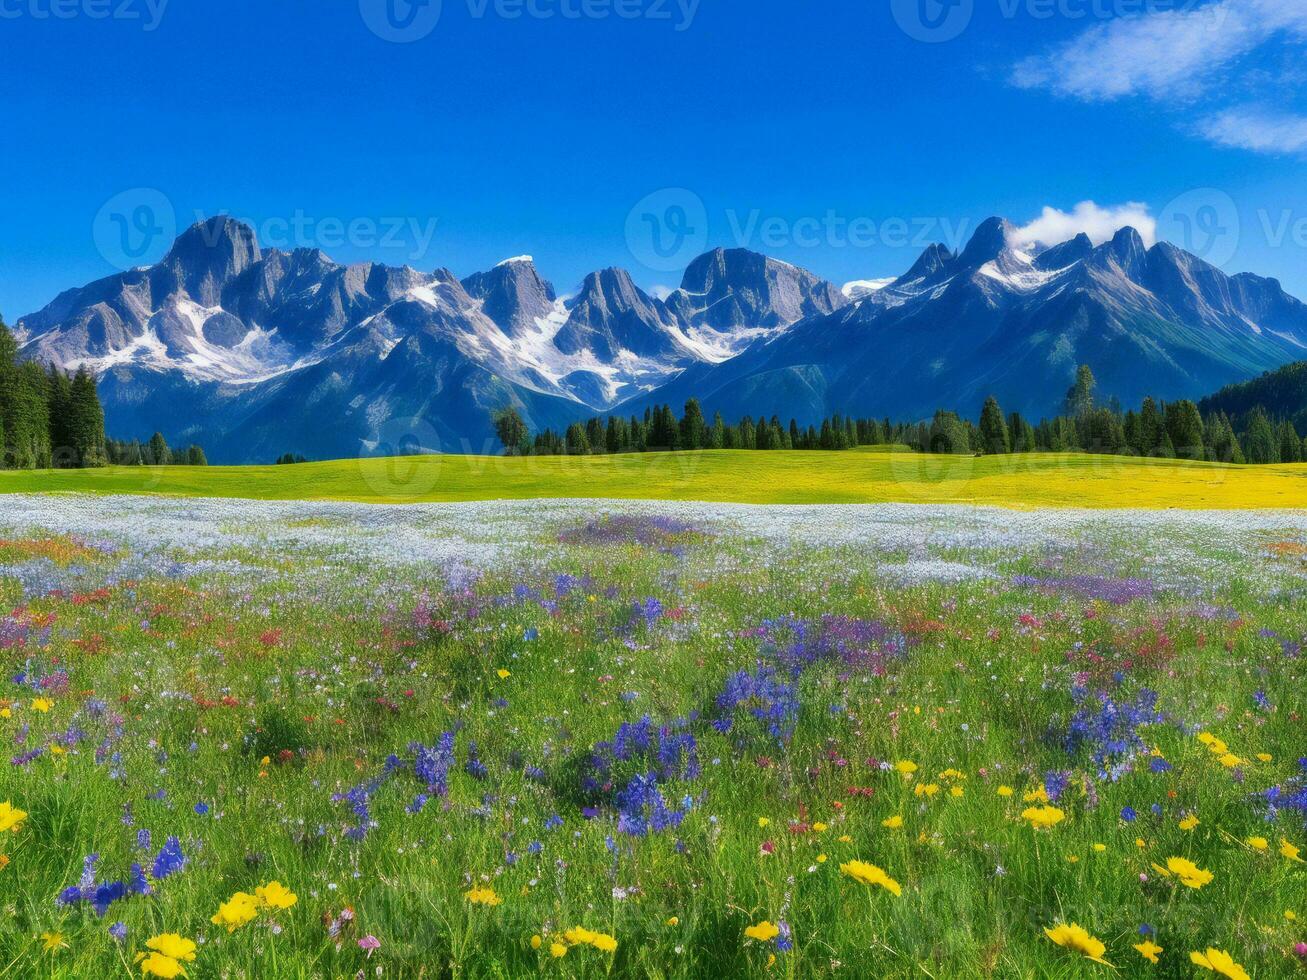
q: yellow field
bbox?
[2,449,1305,508]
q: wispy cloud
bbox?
[1012,201,1157,248]
[1010,0,1307,153]
[1197,105,1307,153]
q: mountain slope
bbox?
[16,217,844,461]
[627,218,1307,423]
[1199,361,1307,432]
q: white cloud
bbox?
[648,284,675,300]
[1012,201,1157,248]
[1010,1,1264,101]
[1198,105,1307,153]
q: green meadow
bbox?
[2,448,1306,508]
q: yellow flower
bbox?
[1133,938,1163,964]
[1256,753,1272,762]
[550,942,568,958]
[996,785,1014,797]
[757,817,770,828]
[811,821,828,832]
[1281,839,1304,863]
[1021,805,1065,829]
[137,952,187,978]
[938,768,966,780]
[465,885,503,906]
[1135,837,1146,849]
[744,920,780,942]
[1044,922,1110,965]
[255,880,298,910]
[1151,856,1213,889]
[894,760,918,775]
[146,935,197,963]
[31,697,53,713]
[0,801,28,834]
[1093,843,1107,852]
[1217,753,1241,768]
[496,669,511,679]
[816,854,827,863]
[1023,784,1049,803]
[882,815,903,829]
[1285,910,1297,922]
[913,782,939,798]
[41,931,68,953]
[0,854,9,871]
[211,892,260,932]
[837,834,852,843]
[1179,815,1199,831]
[950,786,964,797]
[1066,854,1079,863]
[562,927,617,952]
[531,934,542,949]
[665,917,679,927]
[1247,836,1269,851]
[1189,947,1249,980]
[839,859,902,896]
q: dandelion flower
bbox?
[496,669,511,679]
[562,926,617,952]
[882,815,903,829]
[1190,947,1249,980]
[211,892,259,932]
[1247,836,1268,852]
[757,817,770,828]
[1151,856,1213,889]
[255,880,298,910]
[531,934,542,949]
[996,785,1014,797]
[1133,938,1163,964]
[0,802,27,834]
[550,942,568,958]
[1281,839,1304,863]
[465,885,502,906]
[1043,922,1110,965]
[894,760,917,775]
[1021,805,1065,829]
[665,917,679,927]
[41,931,68,953]
[136,952,187,978]
[31,698,53,713]
[145,935,197,963]
[1179,815,1199,831]
[1256,753,1272,762]
[744,921,780,942]
[839,859,902,896]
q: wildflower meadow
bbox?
[0,495,1304,978]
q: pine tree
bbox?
[680,398,706,449]
[1242,408,1278,464]
[1278,420,1301,463]
[68,367,107,467]
[978,396,1010,454]
[147,431,172,466]
[1065,365,1096,418]
[711,412,725,449]
[187,445,209,466]
[1165,401,1205,461]
[565,422,590,455]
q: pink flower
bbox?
[359,935,381,957]
[1294,942,1307,958]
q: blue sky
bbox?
[2,0,1306,319]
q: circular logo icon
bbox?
[93,188,176,271]
[359,0,442,42]
[360,415,444,498]
[891,0,973,43]
[624,187,709,274]
[1157,188,1240,268]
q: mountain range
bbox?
[13,215,1307,462]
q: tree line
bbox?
[494,401,918,456]
[1,317,207,469]
[492,365,1305,464]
